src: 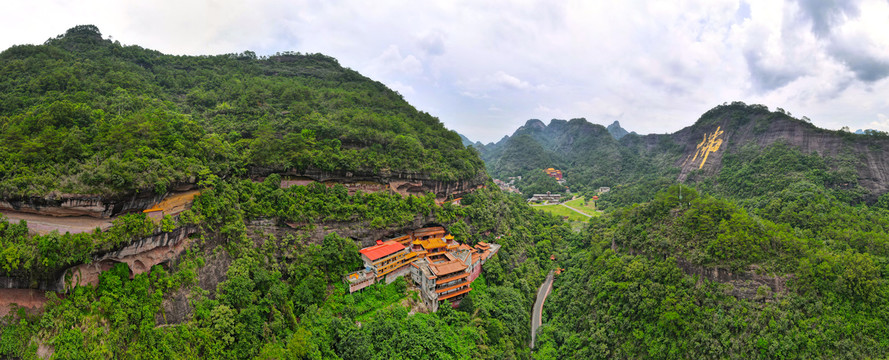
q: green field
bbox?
[563,197,600,215]
[532,197,600,221]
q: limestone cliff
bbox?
[670,103,889,196]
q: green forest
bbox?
[3,26,889,359]
[0,25,483,198]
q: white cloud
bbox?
[2,0,889,142]
[870,114,889,131]
[368,45,423,77]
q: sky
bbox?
[2,1,889,143]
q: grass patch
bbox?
[563,197,600,215]
[341,277,408,322]
[533,204,590,221]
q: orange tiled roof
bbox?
[143,207,163,213]
[359,241,405,261]
[414,237,448,250]
[429,259,467,276]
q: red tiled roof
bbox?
[359,241,404,261]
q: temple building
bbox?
[346,226,500,312]
[544,168,563,181]
[346,239,418,292]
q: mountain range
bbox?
[478,101,889,204]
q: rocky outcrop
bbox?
[0,289,48,318]
[676,258,790,301]
[0,184,200,219]
[256,215,443,249]
[672,104,889,196]
[0,210,113,235]
[157,217,446,325]
[64,226,198,291]
[251,167,488,200]
[0,226,197,316]
[157,249,232,325]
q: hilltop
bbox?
[0,25,486,207]
[479,101,889,205]
[0,26,556,359]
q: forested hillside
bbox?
[486,103,889,358]
[0,25,484,199]
[476,117,680,199]
[0,26,559,359]
[3,25,889,360]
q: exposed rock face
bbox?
[0,226,197,316]
[0,289,48,318]
[0,185,199,219]
[158,249,232,325]
[251,167,488,201]
[669,105,889,196]
[258,214,441,248]
[0,210,113,235]
[64,226,197,291]
[1,192,163,219]
[676,258,790,301]
[607,120,631,140]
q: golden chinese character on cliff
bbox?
[688,126,723,169]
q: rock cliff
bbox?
[671,103,889,196]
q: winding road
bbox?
[530,270,555,349]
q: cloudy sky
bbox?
[2,0,889,143]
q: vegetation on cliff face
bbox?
[1,179,575,359]
[534,185,889,359]
[0,25,483,198]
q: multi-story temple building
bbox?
[346,226,500,311]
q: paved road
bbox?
[530,270,555,349]
[560,203,592,218]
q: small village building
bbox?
[528,192,561,203]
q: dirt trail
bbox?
[1,210,112,235]
[530,270,554,349]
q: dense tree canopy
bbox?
[0,26,484,198]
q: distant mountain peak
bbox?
[457,133,474,147]
[607,121,631,140]
[521,119,546,131]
